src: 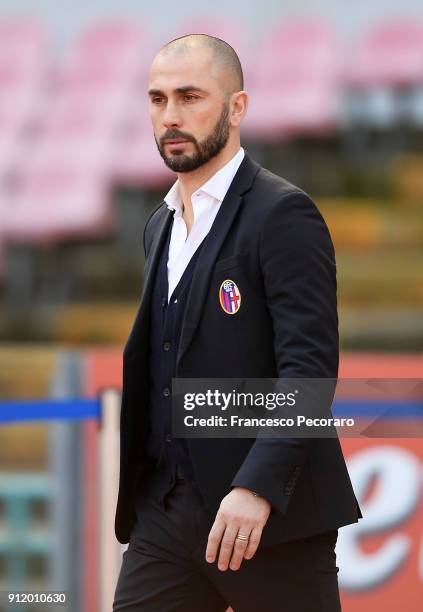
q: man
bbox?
[113,34,362,611]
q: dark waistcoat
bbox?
[145,215,205,504]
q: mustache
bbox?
[160,129,195,145]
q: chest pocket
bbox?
[213,253,248,273]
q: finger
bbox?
[243,525,263,560]
[217,525,239,571]
[229,526,252,571]
[205,516,226,563]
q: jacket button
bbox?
[163,387,170,397]
[165,433,173,442]
[163,342,171,351]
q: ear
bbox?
[229,91,248,127]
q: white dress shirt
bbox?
[164,147,245,301]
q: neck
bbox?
[177,142,240,207]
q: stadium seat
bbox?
[59,20,147,98]
[73,20,146,65]
[2,159,112,244]
[0,17,51,178]
[49,20,149,158]
[0,18,48,68]
[0,20,151,250]
[0,18,51,125]
[346,21,423,87]
[0,19,52,278]
[110,99,174,188]
[32,94,129,161]
[243,19,342,140]
[343,21,423,127]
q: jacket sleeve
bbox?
[230,190,339,514]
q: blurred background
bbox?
[0,1,422,611]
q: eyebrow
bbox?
[148,85,208,96]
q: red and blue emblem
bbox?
[219,279,241,315]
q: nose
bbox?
[162,100,182,129]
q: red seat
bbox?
[0,17,50,109]
[110,99,173,188]
[59,20,147,98]
[346,20,423,88]
[0,17,48,66]
[0,19,152,248]
[2,159,112,245]
[0,18,51,185]
[243,19,342,140]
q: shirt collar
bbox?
[164,147,245,213]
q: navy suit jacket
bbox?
[114,152,362,546]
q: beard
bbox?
[155,103,230,172]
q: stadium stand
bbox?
[343,20,423,127]
[243,19,343,139]
[0,19,52,276]
[1,20,149,245]
[110,97,174,188]
[1,16,423,254]
[0,15,421,353]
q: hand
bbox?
[205,486,271,571]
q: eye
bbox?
[152,97,165,104]
[184,94,197,101]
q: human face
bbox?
[148,47,231,172]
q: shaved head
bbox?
[148,33,248,174]
[158,33,244,97]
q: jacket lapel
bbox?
[140,207,174,305]
[123,205,173,357]
[176,153,260,368]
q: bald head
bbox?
[148,33,248,174]
[157,34,244,96]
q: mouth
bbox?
[163,139,192,153]
[164,139,191,145]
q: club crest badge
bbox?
[219,279,241,315]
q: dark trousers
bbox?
[113,470,342,612]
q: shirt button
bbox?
[163,341,171,351]
[165,433,173,442]
[163,387,170,397]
